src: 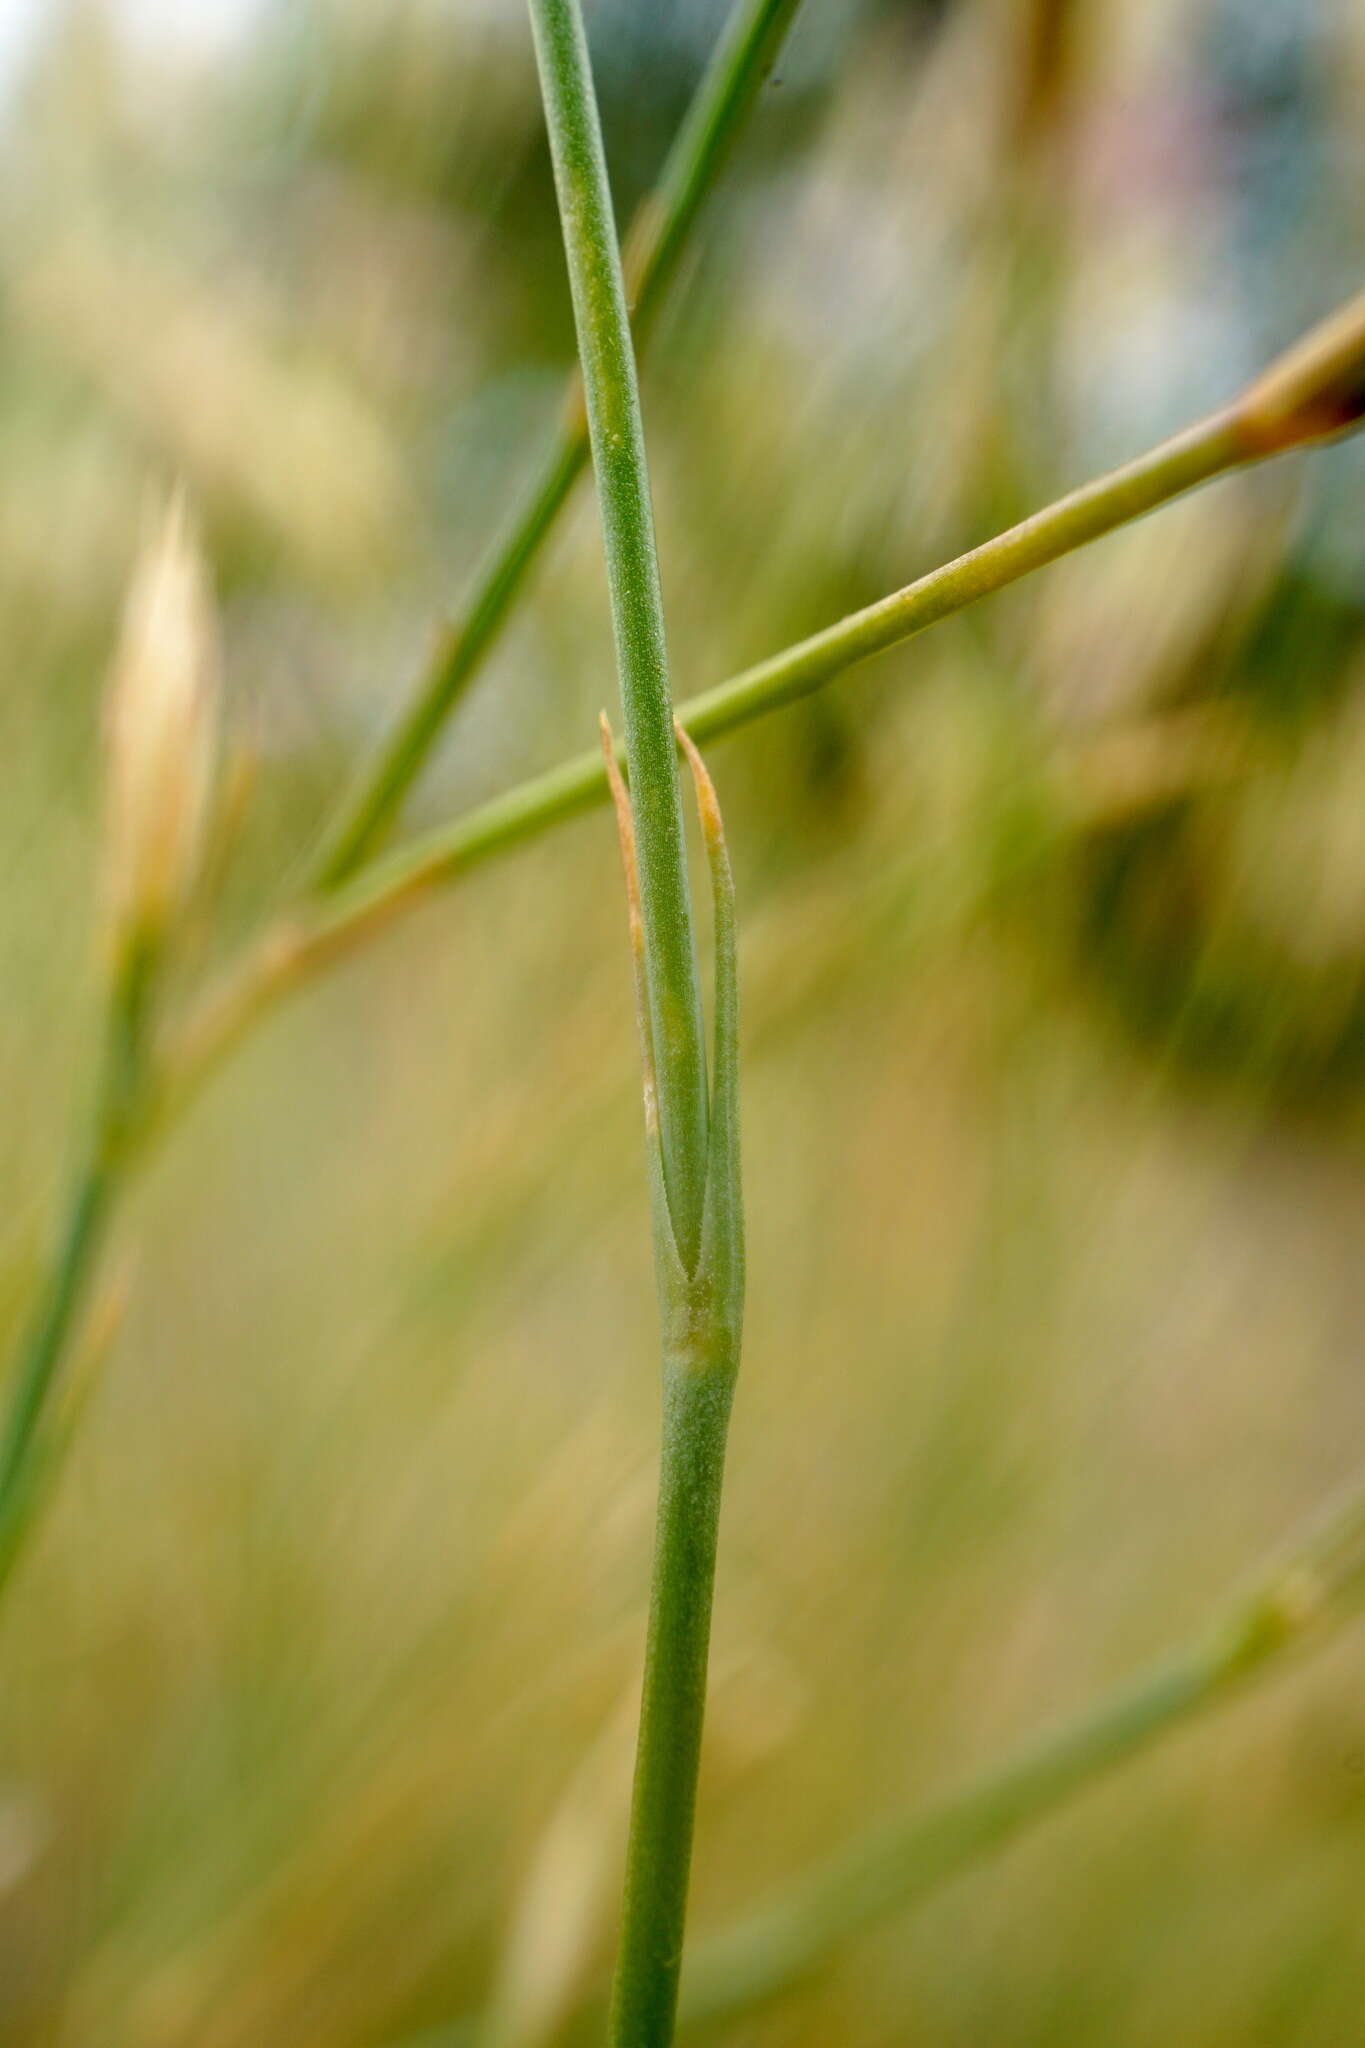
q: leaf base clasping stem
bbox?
[602,721,744,2048]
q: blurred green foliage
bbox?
[0,1,1363,2043]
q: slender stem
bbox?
[310,433,585,888]
[677,1476,1365,2028]
[530,7,751,2034]
[0,950,149,1578]
[157,290,1365,1122]
[0,1164,112,1551]
[309,0,801,890]
[591,721,743,2048]
[529,0,709,1263]
[165,396,1256,1095]
[612,1362,738,2044]
[678,409,1246,740]
[624,0,799,343]
[382,1460,1365,2047]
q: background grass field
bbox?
[2,2,1364,2041]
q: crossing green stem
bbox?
[172,398,1250,1091]
[309,0,800,889]
[678,1478,1365,2027]
[380,1461,1365,2047]
[165,292,1365,1118]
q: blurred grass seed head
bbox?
[102,492,220,959]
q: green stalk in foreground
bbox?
[310,0,801,889]
[603,723,743,2048]
[681,1470,1365,2028]
[163,285,1365,1103]
[528,1,745,2039]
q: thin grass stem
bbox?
[386,1464,1365,2045]
[529,0,709,1264]
[309,0,801,889]
[164,367,1321,1091]
[0,949,149,1581]
[530,5,749,2038]
[678,1475,1365,2027]
[612,1364,737,2044]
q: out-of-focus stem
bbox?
[385,1426,1365,2047]
[0,950,149,1586]
[678,1477,1365,2028]
[166,404,1250,1083]
[309,0,801,889]
[0,1261,129,1602]
[161,289,1365,1114]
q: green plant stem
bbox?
[0,949,148,1581]
[677,1477,1365,2029]
[167,396,1257,1096]
[310,434,585,890]
[0,1165,111,1566]
[593,719,743,2048]
[612,1361,738,2045]
[385,1463,1365,2047]
[160,288,1365,1111]
[675,409,1247,738]
[310,0,801,890]
[529,3,751,2034]
[529,0,709,1263]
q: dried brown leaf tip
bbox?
[599,713,644,966]
[1237,289,1365,454]
[673,719,725,859]
[599,713,658,1136]
[103,489,220,956]
[673,716,743,1338]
